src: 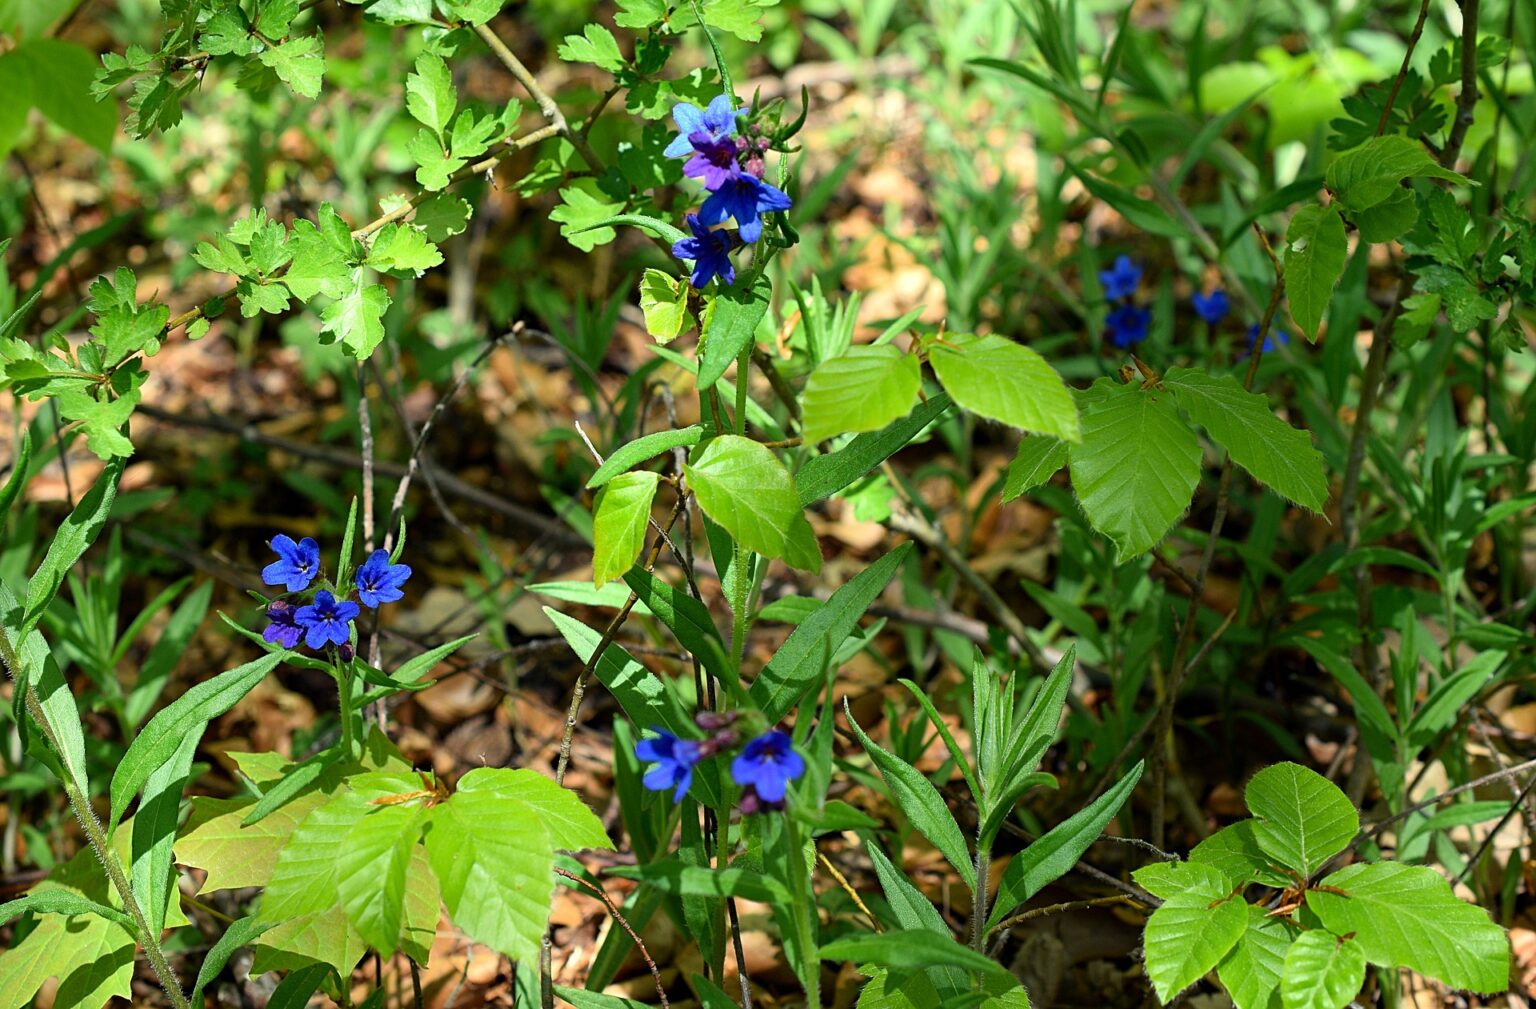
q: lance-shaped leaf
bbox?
[1283,204,1346,341]
[592,470,659,589]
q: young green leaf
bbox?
[1244,762,1358,877]
[587,426,703,489]
[698,275,772,390]
[1278,931,1364,1009]
[457,767,614,852]
[1325,135,1468,211]
[1217,905,1296,1009]
[321,270,391,359]
[1189,820,1291,889]
[1067,383,1200,561]
[559,23,626,73]
[685,435,821,573]
[551,180,627,251]
[1163,367,1327,512]
[639,269,695,343]
[592,470,659,589]
[406,52,456,137]
[1143,891,1247,1003]
[928,333,1079,442]
[259,34,324,99]
[797,392,953,506]
[801,345,921,444]
[366,222,443,276]
[1002,435,1067,501]
[1132,859,1232,902]
[1283,204,1347,341]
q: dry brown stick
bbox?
[554,867,670,1009]
[987,895,1141,941]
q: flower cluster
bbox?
[666,94,794,289]
[636,712,806,812]
[1099,254,1150,348]
[259,534,411,652]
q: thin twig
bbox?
[1375,0,1434,135]
[554,867,670,1009]
[471,22,606,174]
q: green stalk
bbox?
[337,656,357,759]
[970,843,991,953]
[0,631,192,1009]
[783,813,820,1005]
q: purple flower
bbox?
[1106,304,1151,348]
[699,174,793,244]
[1248,323,1291,353]
[730,730,805,805]
[263,600,303,649]
[672,214,736,289]
[664,94,743,160]
[354,549,412,608]
[1192,289,1230,325]
[636,729,702,803]
[294,590,359,650]
[683,132,743,190]
[261,534,320,592]
[1098,255,1142,301]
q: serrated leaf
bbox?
[321,270,391,359]
[801,345,921,444]
[1066,382,1200,561]
[1190,820,1291,888]
[928,333,1079,442]
[1350,187,1417,243]
[1131,859,1233,902]
[1306,862,1508,992]
[408,128,457,190]
[406,52,455,136]
[1283,204,1347,341]
[335,805,425,957]
[639,268,694,343]
[1325,135,1468,211]
[412,192,472,242]
[366,222,442,276]
[1218,905,1296,1009]
[1163,367,1327,512]
[1143,891,1247,1003]
[559,23,625,72]
[592,470,658,589]
[1279,931,1364,1009]
[426,788,555,962]
[1245,762,1358,877]
[685,435,820,572]
[457,767,613,851]
[256,0,300,36]
[550,180,626,251]
[1002,436,1067,501]
[258,34,324,98]
[176,791,329,893]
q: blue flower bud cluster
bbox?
[259,534,411,652]
[636,710,806,813]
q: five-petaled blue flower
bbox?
[263,600,303,649]
[664,95,743,160]
[699,174,793,244]
[1192,289,1230,326]
[1106,304,1151,348]
[672,214,736,289]
[262,534,320,592]
[294,590,359,650]
[731,730,805,804]
[683,132,743,190]
[355,549,412,608]
[1248,323,1290,353]
[636,729,702,803]
[1099,255,1142,301]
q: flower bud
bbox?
[337,643,355,663]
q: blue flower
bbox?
[672,214,736,289]
[262,534,320,592]
[730,730,805,805]
[355,549,412,608]
[263,600,303,649]
[1192,289,1230,325]
[1098,255,1142,301]
[664,94,742,160]
[1248,323,1291,353]
[636,729,702,803]
[1106,304,1151,348]
[683,132,743,190]
[294,590,359,650]
[699,174,793,244]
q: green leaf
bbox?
[801,346,921,444]
[191,917,274,1007]
[622,569,737,693]
[258,778,398,923]
[1417,264,1497,332]
[551,180,626,251]
[55,389,137,459]
[1132,859,1232,902]
[109,651,285,828]
[639,269,695,343]
[1283,204,1347,341]
[388,633,476,689]
[592,471,658,589]
[258,34,324,98]
[0,889,133,930]
[698,275,772,390]
[321,270,391,359]
[1405,650,1504,749]
[607,860,789,902]
[412,192,472,242]
[845,701,975,891]
[1066,383,1200,561]
[685,435,821,572]
[1278,931,1364,1009]
[865,843,951,938]
[559,23,625,72]
[1245,762,1358,877]
[1392,292,1440,348]
[751,543,911,722]
[987,762,1143,929]
[587,426,703,489]
[366,222,443,276]
[583,213,688,247]
[458,767,613,851]
[405,52,455,136]
[130,730,198,935]
[1143,891,1247,1003]
[820,929,1011,982]
[24,457,122,636]
[928,333,1079,442]
[0,430,32,521]
[335,805,425,956]
[176,791,330,893]
[439,0,501,24]
[256,0,300,36]
[1350,187,1418,244]
[285,206,357,302]
[1189,820,1291,889]
[797,392,953,506]
[1218,905,1296,1009]
[426,788,559,962]
[1163,367,1327,512]
[1002,436,1067,502]
[10,40,115,151]
[1325,135,1468,211]
[1306,862,1509,992]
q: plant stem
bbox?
[783,814,820,1006]
[970,844,991,952]
[337,657,357,760]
